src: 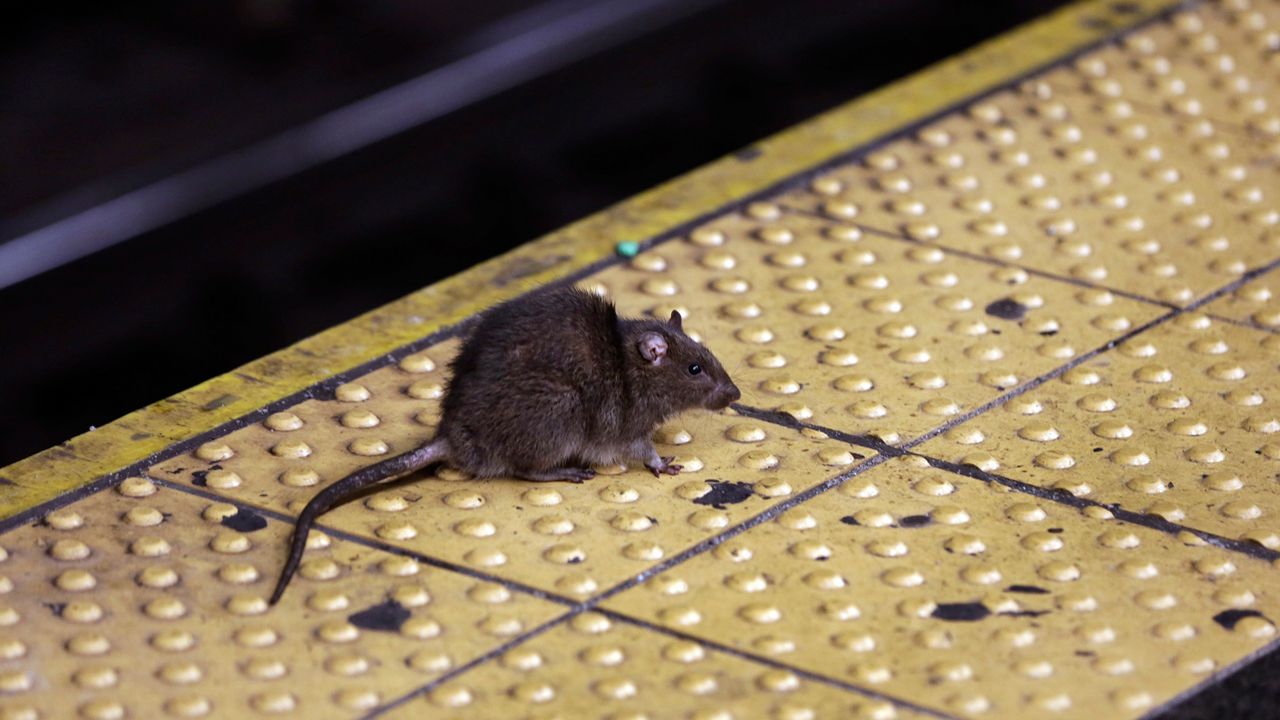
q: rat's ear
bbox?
[637,332,668,364]
[668,310,683,332]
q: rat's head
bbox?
[633,311,740,412]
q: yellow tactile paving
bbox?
[590,210,1165,443]
[16,1,1280,719]
[602,457,1280,719]
[0,479,564,720]
[1048,5,1280,137]
[920,313,1280,548]
[382,614,938,720]
[780,78,1279,309]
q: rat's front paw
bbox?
[647,456,683,477]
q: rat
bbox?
[269,285,741,604]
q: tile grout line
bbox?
[730,404,1279,562]
[920,455,1280,561]
[594,607,965,720]
[1137,636,1280,720]
[590,453,889,604]
[148,476,585,607]
[898,252,1280,452]
[1206,311,1280,335]
[368,607,582,718]
[782,204,1179,314]
[839,213,1280,337]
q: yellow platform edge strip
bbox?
[0,0,1184,521]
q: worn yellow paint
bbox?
[0,0,1179,516]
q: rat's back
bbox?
[439,287,626,476]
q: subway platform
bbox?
[2,0,1279,718]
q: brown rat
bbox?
[270,285,740,604]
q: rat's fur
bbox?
[270,286,739,604]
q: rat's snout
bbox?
[708,380,741,410]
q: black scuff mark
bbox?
[693,481,755,510]
[933,601,1049,621]
[192,464,222,487]
[985,297,1028,320]
[493,254,571,287]
[349,600,411,632]
[897,514,931,528]
[44,602,67,617]
[1214,609,1269,630]
[201,394,238,411]
[932,602,991,622]
[219,507,268,532]
[1006,584,1050,595]
[839,515,859,526]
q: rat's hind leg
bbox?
[517,467,597,483]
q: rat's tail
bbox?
[269,438,449,605]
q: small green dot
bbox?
[615,241,640,258]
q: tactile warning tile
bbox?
[920,313,1280,548]
[601,456,1280,719]
[1046,4,1280,138]
[587,210,1163,443]
[779,61,1280,308]
[147,337,872,601]
[381,612,936,720]
[0,478,562,720]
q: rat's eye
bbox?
[688,363,702,375]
